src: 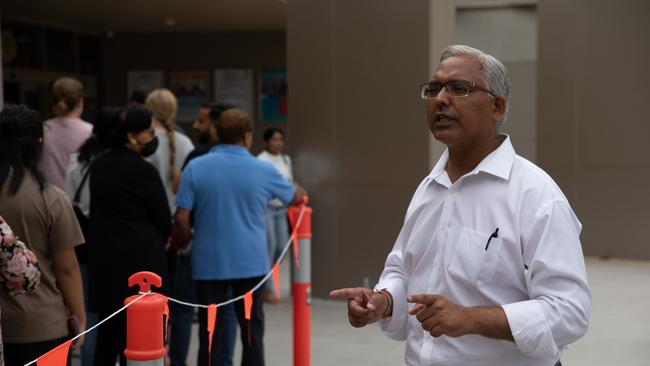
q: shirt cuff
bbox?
[501,300,560,359]
[375,279,408,341]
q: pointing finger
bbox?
[329,288,359,299]
[407,294,439,305]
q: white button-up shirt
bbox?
[376,136,591,366]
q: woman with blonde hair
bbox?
[41,77,93,189]
[145,89,194,213]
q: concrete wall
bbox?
[288,1,453,296]
[456,6,537,162]
[538,0,650,259]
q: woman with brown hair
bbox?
[41,77,93,190]
[144,89,194,213]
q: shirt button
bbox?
[441,224,448,231]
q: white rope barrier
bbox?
[22,205,307,366]
[23,292,150,366]
[168,204,306,309]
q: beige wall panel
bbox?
[500,61,537,161]
[287,0,339,296]
[538,0,650,259]
[575,166,650,258]
[334,183,415,286]
[289,0,443,296]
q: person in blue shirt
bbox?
[168,102,238,366]
[175,108,305,366]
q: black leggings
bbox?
[93,311,127,366]
[4,335,72,366]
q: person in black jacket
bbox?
[89,106,171,366]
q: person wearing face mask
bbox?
[88,106,171,366]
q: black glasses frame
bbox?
[420,80,497,99]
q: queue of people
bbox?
[0,76,305,366]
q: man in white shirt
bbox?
[330,45,591,366]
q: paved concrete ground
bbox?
[181,257,650,365]
[71,257,649,365]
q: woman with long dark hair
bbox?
[0,105,86,365]
[88,105,170,366]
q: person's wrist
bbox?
[376,288,393,318]
[461,306,480,336]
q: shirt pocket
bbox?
[447,226,503,286]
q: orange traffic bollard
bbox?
[288,196,313,366]
[124,271,168,366]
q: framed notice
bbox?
[214,69,255,118]
[260,69,287,123]
[127,70,163,100]
[169,70,209,122]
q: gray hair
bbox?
[440,45,510,126]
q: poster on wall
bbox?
[127,70,164,101]
[169,70,209,122]
[260,69,287,123]
[214,69,255,118]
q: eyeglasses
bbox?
[420,80,497,99]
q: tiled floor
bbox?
[73,257,650,365]
[184,257,650,365]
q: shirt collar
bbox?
[210,144,251,156]
[427,134,516,186]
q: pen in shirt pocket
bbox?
[485,228,499,251]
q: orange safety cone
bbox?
[287,196,313,366]
[124,271,168,366]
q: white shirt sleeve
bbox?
[502,199,591,359]
[375,225,411,341]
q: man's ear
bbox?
[493,96,506,123]
[245,131,253,148]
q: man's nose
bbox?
[430,90,450,111]
[434,86,452,103]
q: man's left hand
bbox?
[407,294,471,338]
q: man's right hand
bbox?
[329,287,391,328]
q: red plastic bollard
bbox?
[288,198,313,366]
[124,271,168,363]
